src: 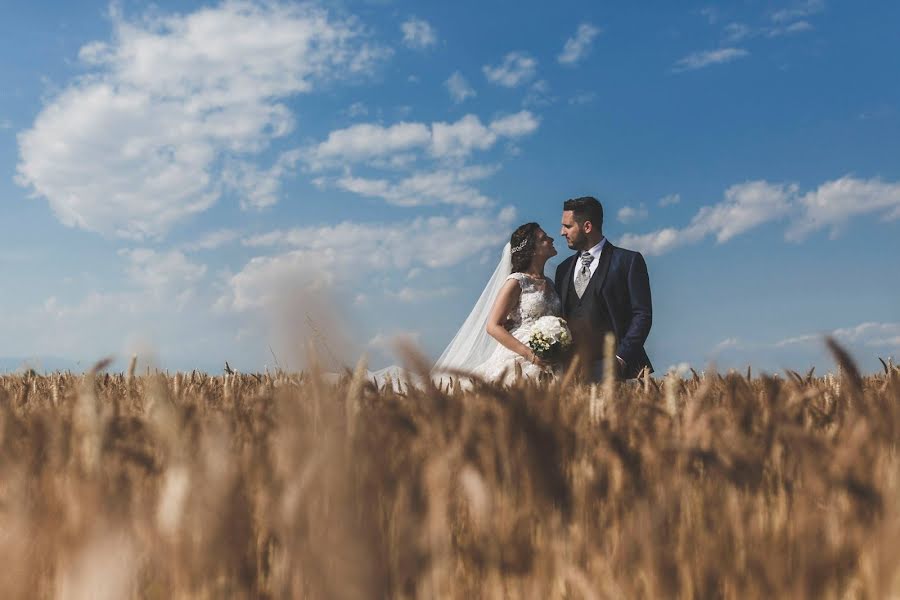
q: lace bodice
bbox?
[504,272,562,332]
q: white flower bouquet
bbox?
[527,316,573,362]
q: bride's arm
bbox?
[485,280,546,366]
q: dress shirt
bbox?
[581,237,606,279]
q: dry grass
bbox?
[1,341,899,599]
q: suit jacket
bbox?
[554,241,653,378]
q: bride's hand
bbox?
[527,351,551,370]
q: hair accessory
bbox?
[511,239,528,254]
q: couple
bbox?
[434,196,653,384]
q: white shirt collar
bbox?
[583,237,606,259]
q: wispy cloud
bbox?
[558,23,601,65]
[770,0,825,24]
[620,176,900,256]
[673,47,749,72]
[401,17,437,50]
[786,176,900,240]
[776,322,900,350]
[181,229,241,252]
[483,52,537,87]
[617,203,649,224]
[658,193,681,207]
[223,208,518,312]
[445,71,475,103]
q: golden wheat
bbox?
[0,341,898,598]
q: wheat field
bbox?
[1,340,898,599]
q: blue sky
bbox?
[1,0,898,374]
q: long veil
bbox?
[432,243,511,375]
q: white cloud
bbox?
[387,286,456,303]
[723,22,753,43]
[558,23,601,65]
[617,203,649,224]
[431,115,497,158]
[770,0,824,23]
[673,47,749,72]
[305,111,540,169]
[713,337,742,352]
[483,52,537,87]
[767,20,814,36]
[523,80,555,108]
[180,229,240,252]
[776,322,900,350]
[445,71,475,103]
[223,149,301,210]
[0,118,11,130]
[334,165,497,208]
[345,102,369,118]
[306,121,431,169]
[621,175,900,255]
[620,180,796,255]
[16,1,389,239]
[568,91,597,105]
[120,248,207,293]
[401,17,437,50]
[658,193,681,207]
[224,208,517,312]
[368,331,422,350]
[488,111,541,138]
[787,176,900,240]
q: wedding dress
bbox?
[470,272,562,383]
[433,243,562,385]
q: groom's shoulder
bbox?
[607,242,642,260]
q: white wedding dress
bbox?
[433,243,562,385]
[470,272,562,383]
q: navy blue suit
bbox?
[554,242,653,379]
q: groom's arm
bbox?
[616,252,652,367]
[554,260,565,300]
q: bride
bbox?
[433,222,561,384]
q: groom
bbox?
[555,196,653,381]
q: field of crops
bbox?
[1,341,898,599]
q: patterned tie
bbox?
[574,251,594,299]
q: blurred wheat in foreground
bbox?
[1,341,899,599]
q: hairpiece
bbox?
[511,239,528,254]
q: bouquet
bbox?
[527,316,573,362]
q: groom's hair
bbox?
[564,196,603,231]
[510,222,541,273]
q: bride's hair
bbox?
[509,222,540,273]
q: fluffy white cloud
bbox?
[445,71,476,103]
[334,165,497,207]
[306,111,540,168]
[786,176,900,240]
[223,149,301,210]
[483,52,537,87]
[558,23,601,65]
[16,1,389,239]
[307,121,431,168]
[673,47,749,72]
[401,17,437,50]
[223,207,517,311]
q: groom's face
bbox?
[561,210,588,250]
